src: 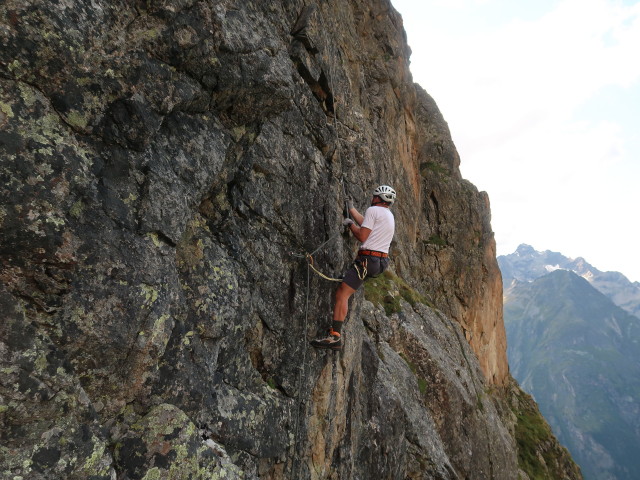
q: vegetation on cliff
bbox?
[508,384,582,480]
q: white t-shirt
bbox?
[359,206,395,253]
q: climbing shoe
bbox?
[310,329,342,350]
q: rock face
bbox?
[1,1,575,479]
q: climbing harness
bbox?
[354,257,367,280]
[357,249,388,258]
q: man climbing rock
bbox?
[311,185,396,350]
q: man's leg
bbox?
[310,257,364,350]
[331,281,356,333]
[310,282,356,350]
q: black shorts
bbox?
[342,254,390,290]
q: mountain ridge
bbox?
[501,249,640,480]
[500,244,640,318]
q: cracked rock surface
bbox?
[1,1,580,479]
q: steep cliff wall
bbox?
[1,1,577,479]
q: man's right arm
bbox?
[348,206,364,225]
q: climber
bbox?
[310,185,396,350]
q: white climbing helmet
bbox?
[373,185,396,205]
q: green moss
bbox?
[231,125,246,141]
[8,59,21,73]
[364,270,433,315]
[512,388,574,479]
[0,101,14,118]
[34,353,48,373]
[399,352,417,373]
[515,408,550,479]
[124,193,138,205]
[142,467,161,480]
[399,352,428,395]
[182,329,194,346]
[82,438,108,472]
[149,315,171,347]
[69,200,84,218]
[420,161,449,177]
[417,378,428,395]
[66,110,88,129]
[425,234,447,247]
[139,284,159,306]
[146,232,163,247]
[45,213,65,227]
[138,28,161,42]
[17,112,66,146]
[18,83,38,107]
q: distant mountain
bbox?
[500,244,640,318]
[503,267,640,480]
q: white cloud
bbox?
[419,0,640,133]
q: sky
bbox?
[390,0,640,282]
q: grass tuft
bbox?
[364,270,433,315]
